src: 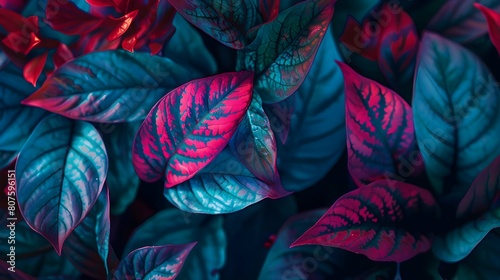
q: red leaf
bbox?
[53,43,74,68]
[457,155,500,219]
[339,16,378,61]
[105,9,139,41]
[2,30,41,54]
[475,3,500,56]
[133,71,254,187]
[45,0,103,35]
[292,180,439,262]
[0,0,27,12]
[338,62,422,187]
[148,4,176,55]
[259,0,279,22]
[23,52,48,87]
[0,8,38,33]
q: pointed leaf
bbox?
[163,147,290,214]
[62,186,118,278]
[45,0,103,35]
[23,52,48,87]
[475,3,500,56]
[453,230,500,279]
[22,50,202,122]
[123,209,226,280]
[292,180,439,262]
[258,209,375,279]
[101,122,140,215]
[244,0,334,103]
[229,93,280,186]
[432,156,500,262]
[133,71,253,187]
[277,27,345,192]
[339,62,421,188]
[0,64,49,152]
[427,0,500,43]
[377,7,418,96]
[113,243,196,280]
[167,0,248,49]
[413,32,500,203]
[15,115,108,254]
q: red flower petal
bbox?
[106,9,139,41]
[475,3,500,56]
[2,31,41,54]
[23,52,48,87]
[45,0,103,35]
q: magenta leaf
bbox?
[242,0,335,103]
[433,156,500,262]
[113,243,196,280]
[163,147,290,214]
[292,180,440,262]
[475,3,500,56]
[339,62,422,188]
[62,186,119,278]
[377,6,418,99]
[133,71,254,188]
[427,0,500,43]
[15,115,108,255]
[21,50,202,123]
[229,93,280,186]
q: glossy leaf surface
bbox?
[16,115,108,254]
[113,243,196,280]
[292,180,439,262]
[133,71,253,188]
[413,32,500,202]
[245,0,335,103]
[123,208,226,280]
[340,62,421,188]
[22,50,201,123]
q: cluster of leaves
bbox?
[1,0,500,279]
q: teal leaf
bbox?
[453,230,500,279]
[16,115,108,254]
[22,50,202,123]
[276,26,345,192]
[413,32,500,204]
[123,208,226,280]
[243,0,335,103]
[0,151,16,169]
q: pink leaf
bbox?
[23,52,48,87]
[475,3,500,56]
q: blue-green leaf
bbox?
[22,50,202,123]
[413,32,500,204]
[16,115,108,254]
[276,27,345,192]
[123,209,226,280]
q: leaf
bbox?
[163,147,290,214]
[101,122,141,215]
[244,0,334,104]
[21,50,202,123]
[0,151,16,170]
[167,0,248,49]
[276,27,345,192]
[258,209,377,279]
[62,186,118,278]
[113,243,196,280]
[0,218,80,278]
[229,93,280,186]
[132,71,254,187]
[292,180,440,262]
[413,32,500,203]
[453,230,500,279]
[0,64,48,151]
[0,261,35,280]
[339,62,422,188]
[377,6,418,98]
[15,115,108,254]
[263,94,296,145]
[475,3,500,56]
[163,14,218,76]
[123,209,226,280]
[222,196,297,279]
[427,0,500,43]
[432,156,500,262]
